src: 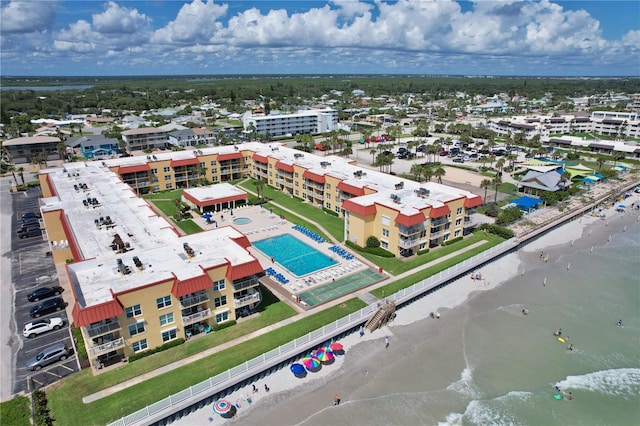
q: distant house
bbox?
[67,135,120,160]
[517,170,571,196]
[2,136,61,164]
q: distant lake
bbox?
[0,85,94,91]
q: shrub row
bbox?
[322,208,339,217]
[129,338,185,363]
[33,390,54,426]
[478,223,514,239]
[417,249,430,256]
[345,240,395,258]
[443,236,463,246]
[213,320,236,332]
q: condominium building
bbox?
[121,127,169,151]
[242,108,338,137]
[37,163,262,370]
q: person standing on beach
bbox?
[333,394,340,406]
[359,326,365,338]
[385,336,389,349]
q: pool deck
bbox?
[194,205,383,309]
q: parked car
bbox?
[452,157,465,163]
[27,286,64,302]
[23,317,65,338]
[26,343,71,370]
[30,297,65,318]
[439,151,448,156]
[21,218,40,226]
[21,212,41,220]
[17,227,42,239]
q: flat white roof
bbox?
[183,183,247,203]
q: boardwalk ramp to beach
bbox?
[365,300,396,332]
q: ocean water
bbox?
[239,213,640,426]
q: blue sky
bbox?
[1,0,638,77]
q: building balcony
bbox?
[398,238,420,249]
[429,230,445,239]
[233,275,260,292]
[234,291,261,308]
[182,308,212,326]
[399,225,424,236]
[431,217,449,227]
[88,337,125,357]
[86,319,122,338]
[180,291,209,308]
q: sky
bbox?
[1,0,639,77]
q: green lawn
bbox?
[371,233,504,297]
[173,219,202,234]
[142,190,183,201]
[151,199,178,217]
[238,179,345,242]
[0,396,31,426]
[48,298,366,426]
[357,232,500,275]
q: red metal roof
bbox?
[225,258,263,281]
[231,235,251,249]
[464,195,483,208]
[252,154,269,163]
[60,211,83,261]
[275,161,294,173]
[218,152,243,161]
[171,274,212,298]
[337,181,365,196]
[118,164,151,174]
[429,205,451,218]
[396,211,427,227]
[342,199,376,216]
[72,299,124,327]
[303,170,325,183]
[170,158,200,167]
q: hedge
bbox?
[478,223,514,239]
[443,236,463,246]
[322,208,339,217]
[129,338,185,363]
[345,240,395,258]
[417,249,430,256]
[213,320,236,332]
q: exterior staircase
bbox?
[365,300,396,332]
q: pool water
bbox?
[253,234,337,276]
[233,217,252,225]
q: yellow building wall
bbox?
[346,212,375,247]
[206,266,236,322]
[324,175,342,210]
[292,165,305,199]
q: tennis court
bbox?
[300,269,384,306]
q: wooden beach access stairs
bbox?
[365,300,397,332]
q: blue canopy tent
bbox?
[512,196,543,212]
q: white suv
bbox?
[23,317,65,338]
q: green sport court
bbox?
[300,269,385,306]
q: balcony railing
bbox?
[182,308,211,326]
[399,225,424,236]
[431,218,449,227]
[86,320,122,338]
[180,292,209,308]
[429,230,445,239]
[398,238,420,249]
[233,276,259,292]
[89,337,125,357]
[234,292,261,308]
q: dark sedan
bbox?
[30,298,65,318]
[27,286,64,302]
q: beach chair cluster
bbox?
[265,267,289,284]
[244,226,278,235]
[292,225,325,243]
[328,245,355,260]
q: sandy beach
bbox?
[171,189,639,426]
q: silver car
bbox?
[23,317,65,338]
[26,343,71,370]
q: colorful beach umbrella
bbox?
[301,355,321,371]
[329,342,344,352]
[315,347,334,363]
[290,363,306,376]
[212,399,233,416]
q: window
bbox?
[159,313,174,326]
[382,229,390,237]
[128,320,145,336]
[326,202,331,209]
[326,183,331,190]
[295,181,299,187]
[215,311,229,323]
[163,166,170,172]
[294,172,299,178]
[200,162,205,168]
[420,230,427,238]
[214,295,227,308]
[125,304,142,318]
[419,242,427,250]
[151,168,157,174]
[335,206,340,213]
[380,241,389,249]
[211,168,217,174]
[443,233,450,241]
[161,328,177,343]
[210,161,217,166]
[302,184,307,190]
[164,175,171,181]
[381,216,391,226]
[454,230,461,237]
[456,207,463,215]
[455,218,462,226]
[295,190,299,196]
[156,295,172,309]
[166,183,173,189]
[213,279,226,291]
[132,339,148,352]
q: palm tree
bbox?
[423,165,434,182]
[433,166,446,184]
[370,149,377,165]
[596,155,607,171]
[612,152,625,166]
[18,167,25,185]
[495,158,505,174]
[253,178,265,202]
[480,179,492,205]
[493,175,502,203]
[174,198,183,221]
[410,163,422,182]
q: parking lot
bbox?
[10,188,77,394]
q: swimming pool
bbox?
[253,234,337,276]
[233,217,252,225]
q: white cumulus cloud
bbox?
[92,1,151,34]
[151,0,227,45]
[0,0,56,34]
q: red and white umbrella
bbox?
[212,399,234,416]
